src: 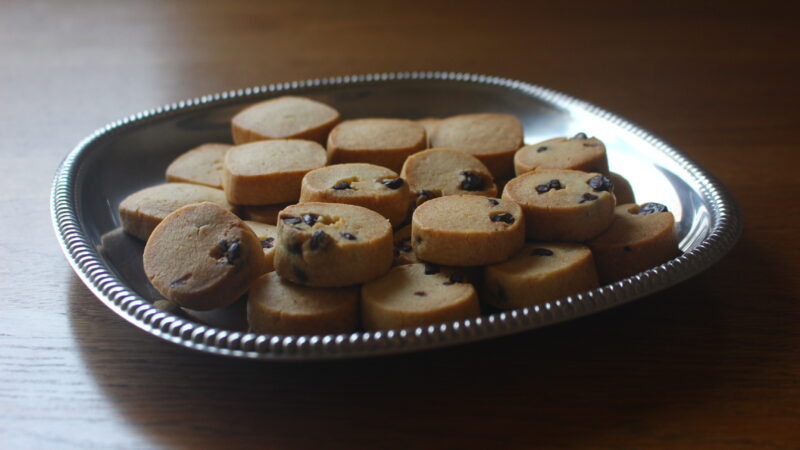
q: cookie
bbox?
[393,224,419,266]
[416,117,440,147]
[400,148,498,206]
[299,163,409,227]
[222,139,327,205]
[231,95,340,145]
[609,172,636,205]
[587,202,679,284]
[326,118,426,172]
[428,113,523,180]
[165,143,230,189]
[361,263,480,331]
[502,169,616,242]
[514,133,609,176]
[482,243,599,309]
[119,182,234,241]
[240,202,295,225]
[274,202,393,287]
[243,220,278,273]
[247,272,359,335]
[412,195,525,266]
[142,202,268,310]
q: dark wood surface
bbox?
[2,1,799,448]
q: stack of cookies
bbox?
[118,95,680,336]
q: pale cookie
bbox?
[300,163,409,227]
[401,148,498,207]
[416,117,440,147]
[231,95,340,145]
[609,172,636,204]
[326,118,426,172]
[429,113,523,180]
[247,272,359,335]
[165,143,230,189]
[502,169,616,242]
[274,202,393,287]
[243,220,278,273]
[412,195,525,266]
[514,133,609,176]
[588,202,679,284]
[482,242,599,309]
[142,202,268,311]
[241,202,294,225]
[222,139,327,205]
[119,182,234,241]
[361,263,480,331]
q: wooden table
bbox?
[2,1,799,448]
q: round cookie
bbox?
[401,148,498,206]
[482,242,599,309]
[428,113,523,180]
[326,118,427,172]
[247,272,359,335]
[165,143,230,189]
[222,139,327,205]
[240,202,295,225]
[514,133,609,176]
[588,202,679,284]
[412,195,525,266]
[119,182,234,241]
[274,202,393,287]
[417,117,440,147]
[393,224,419,266]
[243,220,278,273]
[231,95,340,145]
[300,163,410,227]
[143,202,268,311]
[502,169,616,242]
[361,263,480,331]
[609,172,636,205]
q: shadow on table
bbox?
[68,235,792,448]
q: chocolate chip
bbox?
[260,237,275,249]
[286,241,303,255]
[637,202,668,215]
[488,198,499,206]
[400,244,412,252]
[382,177,405,190]
[424,263,440,275]
[537,146,548,153]
[398,237,412,252]
[292,266,308,283]
[414,291,427,296]
[536,179,563,194]
[573,132,588,139]
[332,181,352,190]
[309,230,331,251]
[416,190,437,206]
[416,236,423,244]
[282,216,302,225]
[459,171,485,191]
[225,241,240,264]
[579,193,599,204]
[588,175,613,192]
[531,248,554,256]
[491,213,515,224]
[443,272,464,285]
[169,273,191,289]
[302,213,319,227]
[341,232,357,240]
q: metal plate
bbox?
[51,72,741,360]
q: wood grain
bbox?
[2,0,799,448]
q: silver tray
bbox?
[51,72,741,360]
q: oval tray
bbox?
[51,72,741,360]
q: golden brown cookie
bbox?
[231,95,340,145]
[247,272,359,335]
[240,202,294,225]
[412,195,525,266]
[326,118,426,172]
[429,113,523,180]
[361,263,480,331]
[243,220,278,273]
[165,143,230,189]
[222,139,327,205]
[588,202,679,284]
[609,172,636,205]
[416,117,440,147]
[514,133,609,176]
[401,148,498,206]
[482,242,599,309]
[142,202,268,311]
[274,202,393,287]
[299,163,409,227]
[502,169,616,242]
[119,182,234,241]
